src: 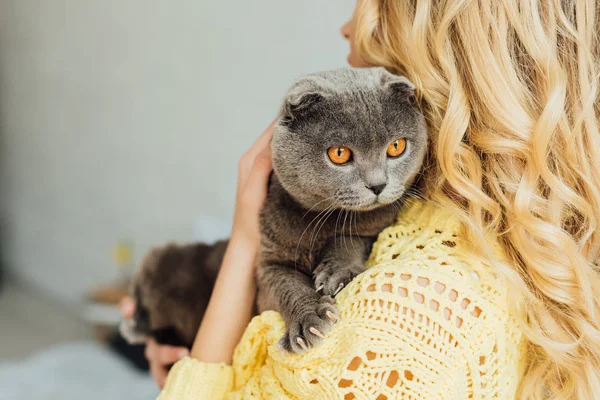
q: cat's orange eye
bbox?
[327,146,352,164]
[387,138,407,158]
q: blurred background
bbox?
[0,0,353,398]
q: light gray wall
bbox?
[0,1,353,303]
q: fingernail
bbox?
[179,350,189,359]
[121,298,134,315]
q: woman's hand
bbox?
[120,297,189,389]
[230,120,275,246]
[190,121,275,364]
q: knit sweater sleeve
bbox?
[157,359,233,399]
[158,201,523,399]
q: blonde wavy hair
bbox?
[354,0,600,398]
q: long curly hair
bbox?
[354,0,600,398]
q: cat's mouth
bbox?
[337,197,398,212]
[334,188,405,211]
[353,202,384,211]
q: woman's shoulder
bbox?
[358,198,518,336]
[228,200,524,398]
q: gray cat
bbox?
[121,67,428,354]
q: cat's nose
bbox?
[367,183,386,195]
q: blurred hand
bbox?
[120,297,189,389]
[230,121,275,248]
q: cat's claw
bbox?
[278,296,338,353]
[309,327,325,338]
[296,337,308,351]
[314,260,366,297]
[326,310,338,322]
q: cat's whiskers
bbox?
[347,211,355,250]
[308,206,336,259]
[294,199,336,270]
[334,208,343,247]
[391,200,402,215]
[301,196,337,220]
[353,211,360,250]
[354,210,358,239]
[341,210,350,253]
[308,206,330,251]
[405,187,426,201]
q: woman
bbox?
[123,0,600,398]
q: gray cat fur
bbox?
[121,67,428,354]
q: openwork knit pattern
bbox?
[159,200,524,400]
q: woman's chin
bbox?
[347,54,362,68]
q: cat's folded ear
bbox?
[285,92,324,119]
[379,68,417,105]
[282,77,327,123]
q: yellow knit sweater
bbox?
[158,200,524,399]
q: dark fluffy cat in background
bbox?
[121,67,428,353]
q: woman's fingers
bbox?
[150,363,168,389]
[144,339,157,361]
[145,339,189,388]
[237,121,276,191]
[232,125,275,244]
[120,297,135,319]
[241,146,273,204]
[247,120,276,160]
[145,340,188,364]
[158,345,189,364]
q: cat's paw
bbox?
[313,260,366,297]
[278,296,338,354]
